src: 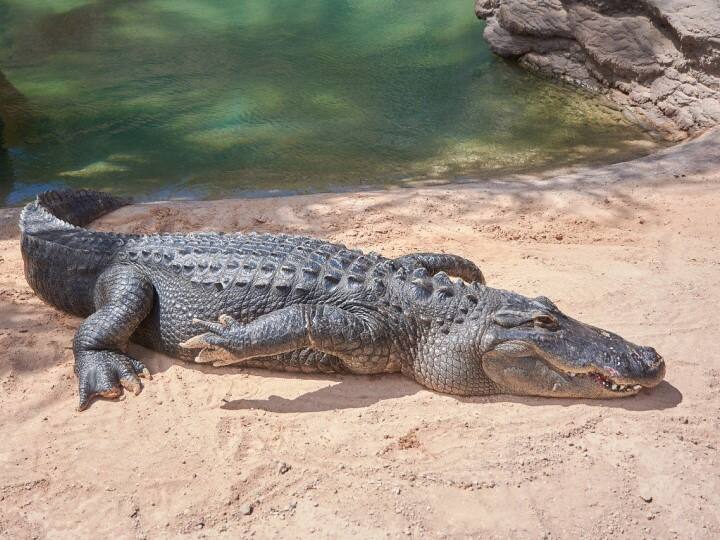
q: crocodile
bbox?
[20,189,665,410]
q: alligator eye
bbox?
[534,314,558,330]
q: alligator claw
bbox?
[179,332,216,349]
[182,315,244,366]
[191,318,225,334]
[218,314,236,326]
[119,376,142,395]
[181,333,238,365]
[195,347,239,367]
[76,351,148,411]
[191,315,237,333]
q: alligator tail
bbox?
[19,189,132,317]
[20,188,131,234]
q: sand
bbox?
[1,129,719,539]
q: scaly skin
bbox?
[20,190,666,410]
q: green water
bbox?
[0,0,656,205]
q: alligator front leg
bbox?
[73,265,154,410]
[393,253,485,284]
[180,305,392,374]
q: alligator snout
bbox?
[603,345,665,388]
[637,347,665,387]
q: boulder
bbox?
[476,0,720,139]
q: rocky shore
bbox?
[476,0,720,140]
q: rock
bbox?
[644,0,720,75]
[278,462,291,474]
[639,491,653,503]
[569,5,677,81]
[240,503,253,516]
[498,0,572,39]
[476,0,720,138]
[475,0,500,19]
[484,16,572,58]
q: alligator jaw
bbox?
[482,350,658,399]
[568,371,644,395]
[535,345,666,396]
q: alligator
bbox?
[20,189,666,410]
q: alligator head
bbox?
[479,291,665,398]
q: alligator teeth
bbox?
[578,372,643,392]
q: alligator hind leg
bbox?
[181,305,392,374]
[73,265,154,411]
[393,253,485,284]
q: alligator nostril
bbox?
[640,352,666,387]
[639,346,662,362]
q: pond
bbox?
[0,0,657,205]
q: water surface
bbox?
[0,0,656,204]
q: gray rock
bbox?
[476,0,720,138]
[475,0,500,19]
[569,5,678,82]
[499,0,572,39]
[483,16,573,58]
[240,503,253,516]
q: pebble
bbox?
[639,492,653,503]
[240,504,253,516]
[279,462,291,474]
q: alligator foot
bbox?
[75,351,151,411]
[180,315,246,367]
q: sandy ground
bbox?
[1,129,719,539]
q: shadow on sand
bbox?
[210,370,682,414]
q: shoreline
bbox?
[2,123,709,211]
